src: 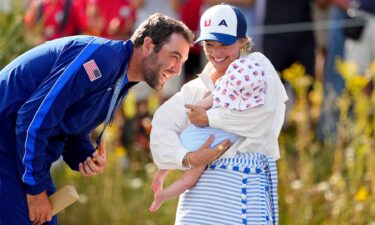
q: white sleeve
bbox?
[207,103,275,139]
[150,83,200,170]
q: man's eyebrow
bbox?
[171,51,187,62]
[171,51,182,59]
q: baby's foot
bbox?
[149,191,164,212]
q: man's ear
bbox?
[142,37,155,56]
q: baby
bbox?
[149,57,267,212]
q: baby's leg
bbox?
[149,166,205,212]
[151,169,169,192]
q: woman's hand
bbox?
[185,104,209,127]
[79,141,107,176]
[188,136,232,167]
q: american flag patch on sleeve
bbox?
[83,59,102,82]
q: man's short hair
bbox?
[131,13,194,53]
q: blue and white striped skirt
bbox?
[175,152,278,225]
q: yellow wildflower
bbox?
[347,75,371,96]
[369,60,375,77]
[122,91,137,119]
[115,146,126,157]
[281,63,309,91]
[336,59,359,80]
[355,186,368,202]
[147,91,160,115]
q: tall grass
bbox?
[0,0,31,68]
[279,62,375,225]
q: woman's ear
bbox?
[239,38,249,55]
[239,39,246,49]
[142,37,155,55]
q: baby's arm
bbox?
[196,94,213,110]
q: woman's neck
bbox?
[210,70,224,83]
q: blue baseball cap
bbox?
[195,4,247,45]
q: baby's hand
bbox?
[195,93,213,110]
[185,104,209,127]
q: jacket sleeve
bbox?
[62,134,95,171]
[15,43,114,195]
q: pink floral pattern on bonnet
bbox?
[213,58,267,111]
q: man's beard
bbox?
[142,52,163,90]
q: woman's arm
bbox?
[150,82,231,170]
[150,90,192,170]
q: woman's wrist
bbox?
[182,151,193,169]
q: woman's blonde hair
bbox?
[240,36,253,55]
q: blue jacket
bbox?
[0,35,137,194]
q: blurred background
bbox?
[1,0,374,224]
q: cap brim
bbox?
[194,33,237,45]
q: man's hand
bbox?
[79,140,107,176]
[185,104,209,127]
[188,136,232,167]
[26,191,52,225]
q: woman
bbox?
[150,4,288,225]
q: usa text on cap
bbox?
[195,4,247,45]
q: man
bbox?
[0,13,193,225]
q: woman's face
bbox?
[202,40,242,75]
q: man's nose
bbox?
[170,60,183,77]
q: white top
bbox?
[150,52,288,170]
